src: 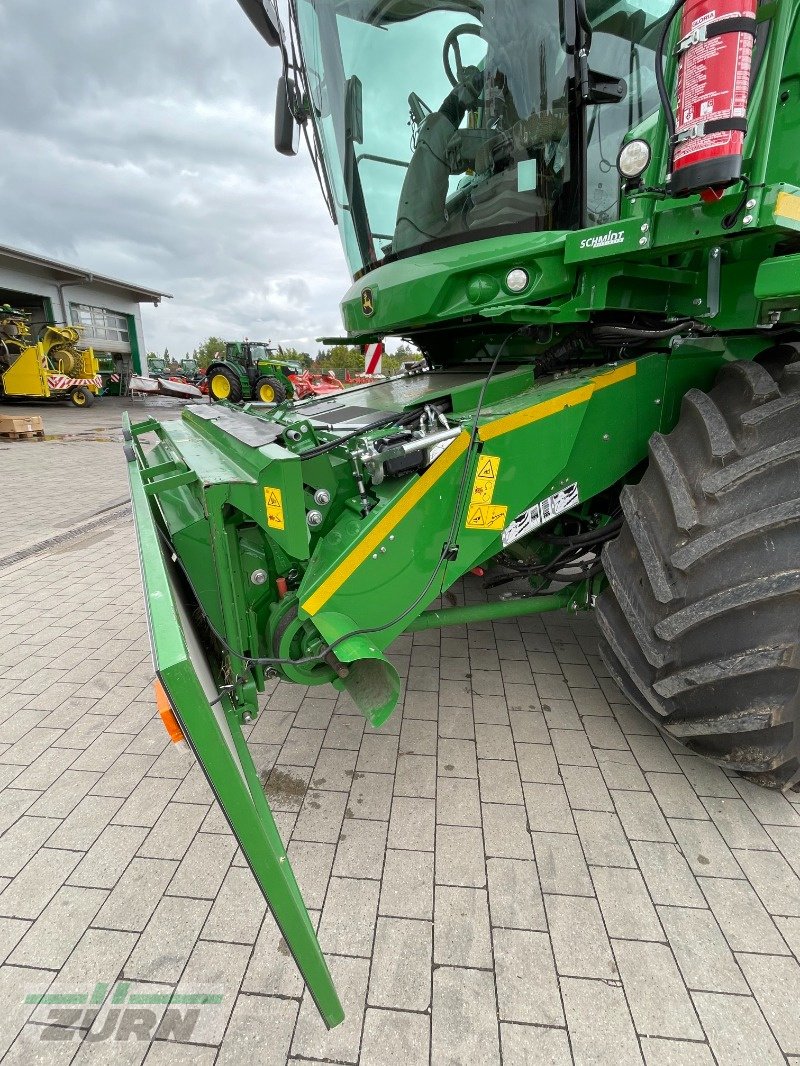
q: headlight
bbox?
[505,268,529,293]
[617,139,651,181]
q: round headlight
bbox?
[617,139,651,181]
[506,268,529,293]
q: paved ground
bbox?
[1,399,799,1065]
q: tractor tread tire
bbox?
[208,365,243,404]
[597,356,800,790]
[254,375,288,404]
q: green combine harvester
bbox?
[125,0,800,1026]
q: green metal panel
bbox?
[126,314,143,375]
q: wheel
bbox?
[70,386,94,407]
[254,376,287,404]
[208,366,243,403]
[597,355,800,789]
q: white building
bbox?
[0,243,171,379]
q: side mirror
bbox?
[275,75,300,156]
[235,0,281,48]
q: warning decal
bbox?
[466,503,508,531]
[470,454,501,505]
[264,485,285,530]
[501,482,580,548]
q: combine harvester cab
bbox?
[126,0,800,1026]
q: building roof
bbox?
[0,243,172,304]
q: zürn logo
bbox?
[361,288,375,317]
[25,982,223,1043]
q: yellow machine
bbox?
[0,307,101,407]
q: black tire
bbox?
[253,375,287,404]
[70,386,94,407]
[208,365,243,403]
[597,354,800,790]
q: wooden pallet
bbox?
[0,428,45,441]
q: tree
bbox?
[193,336,227,370]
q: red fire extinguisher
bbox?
[671,0,758,196]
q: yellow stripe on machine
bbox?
[301,431,470,616]
[478,361,636,441]
[774,191,800,225]
[301,361,636,615]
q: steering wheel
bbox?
[443,23,484,87]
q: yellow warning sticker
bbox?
[465,503,508,531]
[264,486,285,530]
[470,454,501,505]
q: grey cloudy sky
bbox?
[0,0,351,357]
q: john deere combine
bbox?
[125,0,800,1025]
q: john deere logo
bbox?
[361,288,375,317]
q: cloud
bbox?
[0,0,351,356]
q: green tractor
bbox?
[125,0,800,1027]
[206,340,302,403]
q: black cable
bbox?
[655,0,687,153]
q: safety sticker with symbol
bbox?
[465,503,508,531]
[264,485,285,530]
[470,454,501,505]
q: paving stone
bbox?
[640,1037,715,1066]
[702,796,777,852]
[482,802,534,860]
[574,809,636,868]
[293,788,347,844]
[533,831,594,896]
[699,877,789,955]
[387,795,435,851]
[28,926,138,1027]
[670,817,744,880]
[436,776,481,827]
[125,895,211,983]
[562,976,643,1065]
[692,990,785,1066]
[523,783,575,834]
[292,954,369,1063]
[476,723,515,761]
[431,966,500,1066]
[627,735,680,773]
[500,1022,572,1065]
[94,857,177,932]
[591,866,664,941]
[399,718,437,756]
[332,817,387,880]
[508,710,548,744]
[438,737,477,779]
[767,824,800,879]
[435,823,486,887]
[633,840,705,907]
[0,816,59,877]
[171,938,251,1045]
[597,749,649,791]
[69,824,149,889]
[612,789,674,842]
[360,1007,429,1066]
[486,857,546,932]
[646,772,708,820]
[675,756,738,798]
[479,759,524,804]
[217,993,298,1066]
[434,884,492,967]
[357,733,399,775]
[379,848,434,920]
[309,747,357,791]
[438,706,475,739]
[559,765,614,813]
[286,841,336,910]
[733,779,800,827]
[368,916,432,1011]
[318,876,379,958]
[8,885,107,969]
[46,795,123,851]
[516,743,561,784]
[658,905,748,994]
[90,755,156,799]
[394,754,436,798]
[736,952,800,1054]
[137,801,208,861]
[0,964,54,1059]
[0,848,81,920]
[733,847,800,917]
[546,893,616,979]
[0,917,29,964]
[613,939,703,1040]
[280,726,326,765]
[201,864,267,945]
[168,832,236,899]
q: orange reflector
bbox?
[154,681,185,745]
